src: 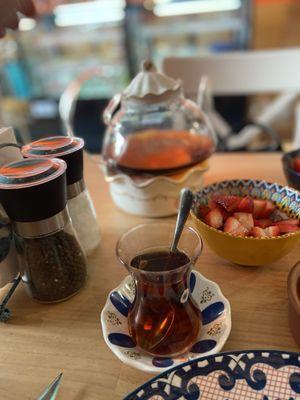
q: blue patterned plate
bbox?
[124,350,300,399]
[101,271,231,373]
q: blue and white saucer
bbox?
[124,350,300,399]
[101,270,231,373]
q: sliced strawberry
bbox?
[216,205,230,220]
[264,226,280,237]
[277,224,300,234]
[224,216,248,237]
[260,200,276,218]
[215,195,241,213]
[276,219,299,227]
[204,208,223,229]
[233,212,254,232]
[236,196,253,213]
[253,199,267,218]
[254,219,272,229]
[252,226,279,238]
[252,227,268,238]
[293,157,300,173]
[198,205,211,218]
[208,198,218,209]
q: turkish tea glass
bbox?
[116,222,203,357]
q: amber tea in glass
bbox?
[116,223,203,357]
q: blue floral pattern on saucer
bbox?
[124,350,300,399]
[101,271,231,373]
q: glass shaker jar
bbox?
[22,136,100,256]
[0,158,87,303]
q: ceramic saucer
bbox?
[101,271,231,374]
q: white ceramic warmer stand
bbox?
[107,164,209,218]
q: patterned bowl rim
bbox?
[191,179,300,241]
[123,349,300,399]
[282,150,300,177]
[101,270,232,373]
[99,159,209,189]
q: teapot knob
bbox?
[141,59,156,72]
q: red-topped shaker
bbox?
[0,158,87,303]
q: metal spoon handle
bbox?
[170,188,194,253]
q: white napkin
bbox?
[0,126,22,166]
[0,127,21,288]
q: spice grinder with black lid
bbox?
[0,157,87,303]
[22,136,100,256]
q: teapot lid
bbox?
[123,60,181,103]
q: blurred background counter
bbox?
[0,0,299,152]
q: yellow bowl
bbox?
[191,179,300,266]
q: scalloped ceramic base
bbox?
[101,270,231,373]
[101,161,209,217]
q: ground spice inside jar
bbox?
[0,220,11,262]
[16,229,87,303]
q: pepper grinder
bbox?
[22,136,100,256]
[0,158,87,303]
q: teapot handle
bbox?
[103,93,122,125]
[59,67,108,136]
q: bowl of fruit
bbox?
[191,179,300,266]
[282,149,300,191]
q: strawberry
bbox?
[293,157,300,173]
[254,219,272,229]
[264,226,280,237]
[215,195,241,213]
[198,206,211,218]
[260,200,276,218]
[208,198,218,209]
[252,226,279,238]
[236,196,253,213]
[216,205,230,220]
[252,227,268,238]
[253,199,267,218]
[275,219,299,226]
[204,208,223,229]
[224,216,248,237]
[233,212,254,232]
[276,224,300,234]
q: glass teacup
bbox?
[116,222,203,357]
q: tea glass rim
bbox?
[116,222,203,275]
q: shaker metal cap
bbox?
[123,59,182,103]
[21,136,84,158]
[0,158,66,190]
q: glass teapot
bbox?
[102,60,216,174]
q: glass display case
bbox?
[125,0,253,75]
[0,0,252,151]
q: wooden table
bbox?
[0,152,299,400]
